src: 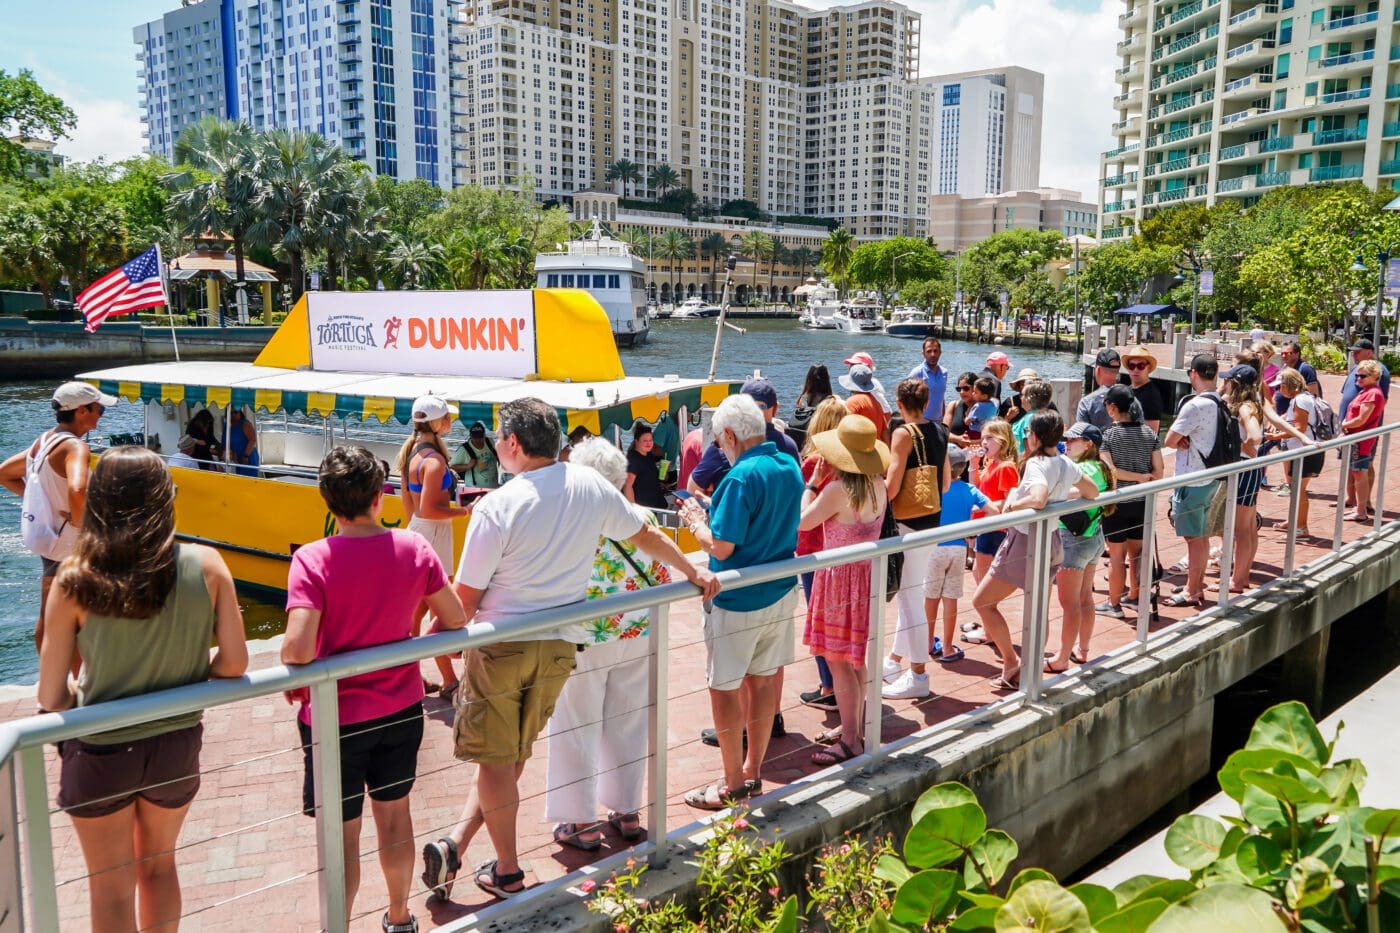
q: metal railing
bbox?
[5,420,1400,930]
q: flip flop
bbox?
[1070,649,1087,665]
[474,860,527,900]
[811,739,860,767]
[963,629,992,645]
[934,648,965,664]
[552,822,604,852]
[989,673,1020,691]
[1043,661,1069,674]
[683,780,756,811]
[607,811,644,842]
[814,727,843,746]
[1162,592,1203,608]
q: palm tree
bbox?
[327,173,384,291]
[498,228,536,288]
[699,232,728,299]
[604,159,642,197]
[655,229,694,306]
[446,227,504,289]
[165,117,259,292]
[741,231,775,305]
[768,242,787,304]
[246,129,352,301]
[381,234,446,289]
[789,245,819,283]
[621,226,652,259]
[647,163,680,200]
[821,226,855,297]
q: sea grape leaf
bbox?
[964,830,1018,890]
[1006,868,1057,894]
[993,880,1091,932]
[1240,765,1329,806]
[949,906,998,931]
[1285,856,1337,911]
[770,894,799,933]
[1218,748,1316,802]
[1066,882,1116,923]
[1317,758,1367,807]
[1165,814,1228,871]
[890,868,960,927]
[905,803,987,869]
[1241,783,1290,831]
[864,909,908,933]
[1114,877,1196,909]
[1094,898,1169,933]
[1364,809,1400,846]
[1245,701,1328,767]
[959,890,1007,909]
[1149,883,1289,931]
[874,854,913,886]
[1235,835,1284,881]
[911,781,981,827]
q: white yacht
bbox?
[672,296,722,318]
[536,220,650,346]
[886,306,934,339]
[799,282,842,329]
[832,302,884,334]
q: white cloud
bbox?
[25,70,147,166]
[903,0,1118,201]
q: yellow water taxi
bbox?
[80,289,735,596]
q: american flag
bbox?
[77,246,168,333]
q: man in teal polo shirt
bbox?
[678,393,802,810]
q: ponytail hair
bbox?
[396,416,452,480]
[1073,439,1117,518]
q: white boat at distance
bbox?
[886,305,934,339]
[535,220,650,346]
[672,296,723,318]
[833,294,884,333]
[799,282,842,329]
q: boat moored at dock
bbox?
[535,221,651,346]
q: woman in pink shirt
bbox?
[282,446,467,933]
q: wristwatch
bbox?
[804,484,821,493]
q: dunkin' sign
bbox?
[306,291,537,378]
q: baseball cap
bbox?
[740,376,779,409]
[1350,338,1376,352]
[52,381,117,411]
[947,444,969,474]
[842,352,876,369]
[1095,348,1122,368]
[1064,421,1103,446]
[411,395,458,422]
[468,421,488,437]
[985,351,1011,367]
[1221,363,1258,385]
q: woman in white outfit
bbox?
[544,437,673,851]
[396,395,472,695]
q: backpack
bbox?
[1310,395,1339,442]
[20,432,78,561]
[1199,393,1241,469]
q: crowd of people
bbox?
[2,328,1394,930]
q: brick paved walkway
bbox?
[7,369,1397,931]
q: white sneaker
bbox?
[882,669,931,700]
[882,656,903,683]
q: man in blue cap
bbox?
[687,376,800,495]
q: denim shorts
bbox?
[1348,448,1375,473]
[1058,528,1106,571]
[974,530,1006,556]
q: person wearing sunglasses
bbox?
[943,371,980,449]
[1121,346,1162,434]
[1341,359,1387,522]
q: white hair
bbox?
[711,393,766,443]
[569,436,628,490]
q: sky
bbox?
[0,0,1116,200]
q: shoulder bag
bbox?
[891,423,941,521]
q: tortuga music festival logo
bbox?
[314,313,378,353]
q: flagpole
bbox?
[156,243,181,362]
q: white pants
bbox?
[891,524,938,664]
[544,635,652,823]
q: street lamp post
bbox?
[1073,239,1083,350]
[1173,263,1202,338]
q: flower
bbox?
[580,879,598,893]
[734,817,750,831]
[768,886,781,896]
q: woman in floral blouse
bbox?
[543,438,673,851]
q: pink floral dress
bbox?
[804,510,884,666]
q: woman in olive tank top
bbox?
[38,447,247,933]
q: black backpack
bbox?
[1200,392,1241,468]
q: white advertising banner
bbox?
[306,291,537,378]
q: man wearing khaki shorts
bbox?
[421,399,718,902]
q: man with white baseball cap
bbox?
[0,381,117,655]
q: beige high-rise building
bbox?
[448,0,1041,235]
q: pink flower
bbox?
[626,857,637,869]
[839,844,851,855]
[615,925,628,933]
[579,879,597,893]
[734,817,750,831]
[768,886,781,896]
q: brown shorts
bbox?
[57,723,203,819]
[453,639,577,765]
[987,527,1063,591]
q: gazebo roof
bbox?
[168,248,278,283]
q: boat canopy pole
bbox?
[707,255,746,382]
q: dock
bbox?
[0,319,273,379]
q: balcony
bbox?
[1385,122,1400,137]
[1319,87,1372,105]
[1259,134,1294,152]
[1310,164,1364,181]
[1116,60,1144,81]
[1228,3,1279,34]
[1225,37,1276,65]
[1103,171,1139,187]
[1314,10,1379,36]
[1256,169,1298,188]
[1114,87,1144,109]
[1381,159,1400,175]
[1219,142,1249,160]
[1153,61,1202,90]
[1117,34,1144,54]
[1309,48,1376,73]
[1222,72,1272,99]
[1217,175,1247,192]
[1221,106,1273,127]
[1158,186,1194,203]
[1312,126,1368,146]
[1102,225,1129,239]
[1147,126,1193,147]
[1389,83,1400,99]
[1118,5,1147,29]
[1104,142,1142,159]
[1102,201,1130,213]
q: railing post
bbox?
[1373,433,1391,534]
[0,758,22,932]
[1217,471,1238,609]
[646,603,670,868]
[1284,453,1302,578]
[1021,519,1052,703]
[1333,438,1349,551]
[863,555,888,773]
[1136,491,1157,649]
[310,680,347,933]
[17,745,56,930]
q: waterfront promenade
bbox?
[4,367,1398,931]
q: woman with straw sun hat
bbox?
[799,414,890,767]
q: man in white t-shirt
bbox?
[422,398,719,902]
[1163,354,1220,605]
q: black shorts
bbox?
[1102,498,1146,543]
[58,723,203,819]
[1287,451,1324,480]
[299,701,424,821]
[41,556,61,578]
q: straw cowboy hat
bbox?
[1008,367,1041,389]
[810,414,890,476]
[1121,345,1158,374]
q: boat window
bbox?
[547,274,559,287]
[593,274,607,289]
[632,274,645,289]
[561,274,575,287]
[608,274,621,289]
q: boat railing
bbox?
[6,423,1400,930]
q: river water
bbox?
[0,319,1081,684]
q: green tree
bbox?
[655,229,694,304]
[847,236,948,305]
[0,199,61,305]
[370,175,446,238]
[648,163,680,199]
[719,199,766,221]
[741,231,775,303]
[0,69,76,181]
[446,226,504,289]
[166,117,260,292]
[45,167,128,291]
[821,227,855,296]
[380,234,446,289]
[788,245,819,283]
[699,232,729,298]
[605,159,642,196]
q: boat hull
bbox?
[885,323,934,339]
[615,324,650,346]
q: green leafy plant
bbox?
[806,834,896,931]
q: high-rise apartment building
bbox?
[136,0,453,185]
[449,0,1042,236]
[1101,0,1400,239]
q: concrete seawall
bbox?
[482,525,1400,933]
[0,318,272,379]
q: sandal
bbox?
[811,739,860,767]
[553,821,604,852]
[934,648,965,664]
[1070,649,1087,665]
[1162,592,1203,608]
[683,779,756,811]
[1166,558,1190,575]
[421,837,461,902]
[814,727,843,746]
[607,810,644,842]
[383,914,418,933]
[989,672,1020,691]
[474,860,527,899]
[963,628,992,645]
[1043,661,1069,674]
[439,681,460,704]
